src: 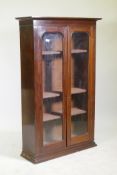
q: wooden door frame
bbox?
[67,23,96,146]
[34,25,68,155]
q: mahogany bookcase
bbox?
[16,17,101,163]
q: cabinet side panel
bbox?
[19,25,35,155]
[89,23,96,141]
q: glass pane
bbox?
[71,32,89,137]
[42,32,63,145]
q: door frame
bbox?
[67,24,96,146]
[34,25,68,154]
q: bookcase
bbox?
[17,17,101,163]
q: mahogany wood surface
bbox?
[17,17,101,163]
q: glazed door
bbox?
[37,26,67,152]
[67,25,95,145]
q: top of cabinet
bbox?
[16,16,101,21]
[16,17,101,27]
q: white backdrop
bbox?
[0,0,117,174]
[0,0,117,131]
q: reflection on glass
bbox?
[42,32,63,145]
[71,32,89,137]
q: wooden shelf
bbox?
[55,87,86,94]
[42,51,62,55]
[71,107,86,115]
[71,87,86,94]
[43,113,60,122]
[71,49,87,54]
[54,107,86,116]
[43,92,60,99]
